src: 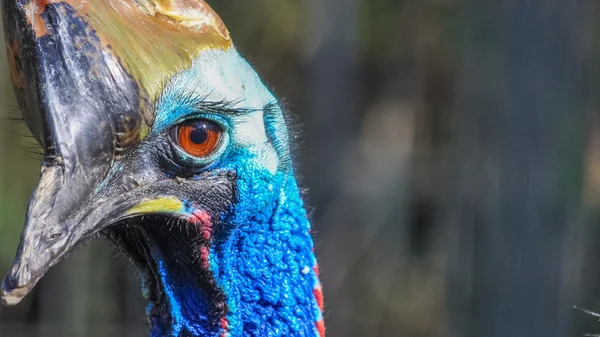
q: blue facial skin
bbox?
[143,48,323,337]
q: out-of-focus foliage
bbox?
[0,49,38,267]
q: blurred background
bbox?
[1,0,600,336]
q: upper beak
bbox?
[0,0,146,304]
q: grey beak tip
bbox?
[0,277,28,306]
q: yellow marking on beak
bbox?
[127,197,185,215]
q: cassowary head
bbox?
[0,1,324,336]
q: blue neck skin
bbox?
[146,165,323,337]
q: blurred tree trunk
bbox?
[450,1,585,337]
[304,0,360,214]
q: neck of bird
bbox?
[146,171,324,337]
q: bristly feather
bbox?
[270,97,316,215]
[157,74,277,120]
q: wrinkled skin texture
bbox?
[0,1,324,336]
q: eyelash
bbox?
[170,113,231,133]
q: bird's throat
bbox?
[105,172,324,337]
[105,216,228,337]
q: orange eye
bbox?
[177,120,221,157]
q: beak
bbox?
[0,0,144,304]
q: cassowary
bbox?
[0,1,325,336]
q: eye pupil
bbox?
[190,125,208,145]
